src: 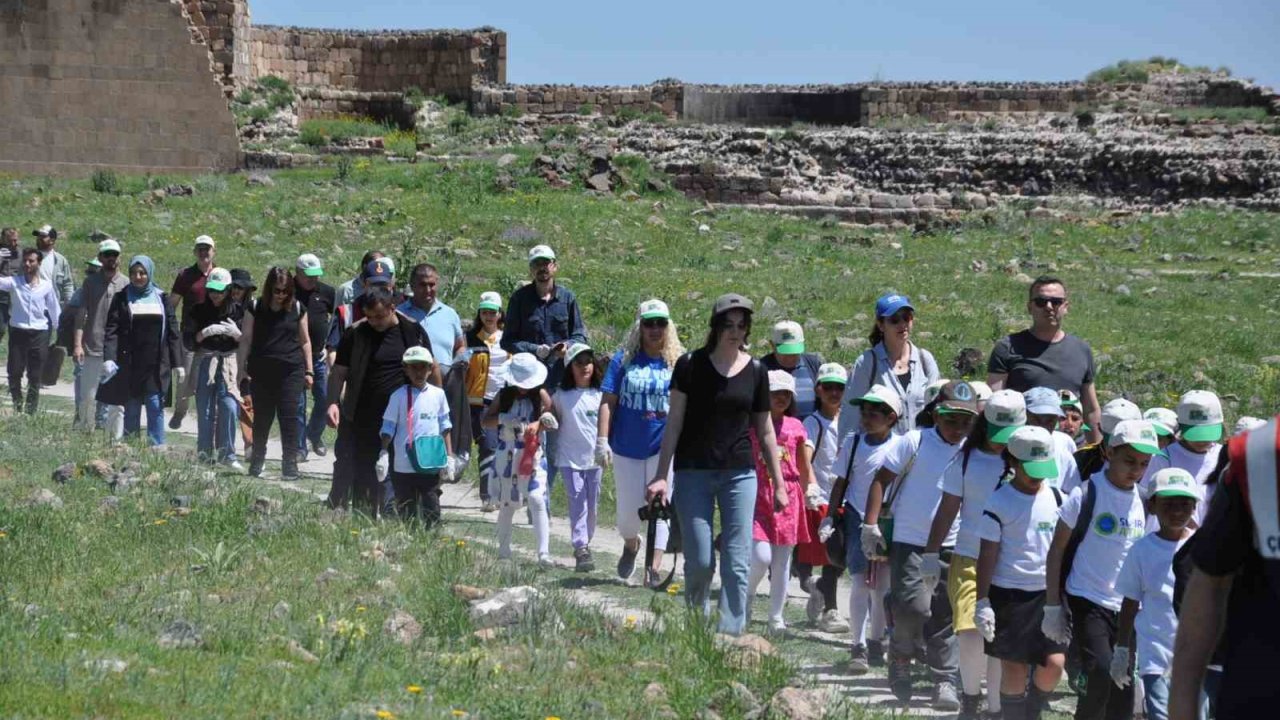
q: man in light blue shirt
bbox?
[397,263,463,367]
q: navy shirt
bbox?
[500,282,587,387]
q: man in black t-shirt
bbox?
[325,287,427,513]
[987,275,1101,444]
[293,253,336,460]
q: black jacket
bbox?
[96,289,182,406]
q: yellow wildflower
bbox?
[456,540,466,548]
[375,711,395,720]
[350,529,361,536]
[0,531,8,538]
[666,583,681,595]
[153,519,167,525]
[450,711,467,718]
[356,605,368,613]
[405,684,423,694]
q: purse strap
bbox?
[882,444,920,512]
[405,384,415,439]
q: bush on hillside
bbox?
[1086,57,1224,84]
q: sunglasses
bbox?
[272,287,290,296]
[100,251,120,258]
[1032,296,1066,308]
[885,312,914,325]
[818,382,845,392]
[641,318,669,329]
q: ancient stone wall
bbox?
[249,26,505,102]
[0,0,241,176]
[1126,73,1280,113]
[471,82,681,117]
[682,86,861,125]
[183,0,251,91]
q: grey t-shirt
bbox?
[988,330,1095,394]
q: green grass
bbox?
[299,117,395,147]
[1165,106,1273,124]
[1085,57,1223,84]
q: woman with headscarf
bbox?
[98,255,183,446]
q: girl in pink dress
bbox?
[747,370,817,631]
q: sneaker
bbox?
[767,617,786,634]
[932,681,961,712]
[537,554,554,569]
[248,465,265,479]
[168,414,184,430]
[617,544,638,581]
[805,578,823,623]
[574,547,595,573]
[958,692,984,720]
[222,459,246,474]
[298,447,309,464]
[480,501,497,513]
[847,644,869,675]
[312,438,327,457]
[818,609,849,633]
[643,567,662,589]
[280,472,300,482]
[867,640,886,667]
[888,657,913,703]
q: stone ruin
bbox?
[0,0,1277,223]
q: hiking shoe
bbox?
[574,547,595,573]
[617,544,639,581]
[818,609,849,633]
[888,657,913,703]
[932,681,961,712]
[847,644,869,675]
[867,640,885,667]
[537,554,554,569]
[805,578,823,623]
[312,438,327,457]
[248,464,265,479]
[480,501,497,513]
[959,692,984,720]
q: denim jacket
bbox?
[839,341,940,445]
[500,282,587,388]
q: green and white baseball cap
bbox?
[478,291,503,311]
[1007,426,1058,479]
[528,244,556,263]
[1100,398,1142,436]
[771,320,805,354]
[296,253,324,277]
[564,342,594,365]
[402,346,434,365]
[638,298,670,320]
[1177,390,1223,443]
[205,267,232,292]
[1109,419,1166,456]
[1151,467,1200,501]
[985,389,1027,444]
[97,238,121,255]
[855,383,902,416]
[816,362,848,385]
[1143,407,1179,438]
[970,380,993,404]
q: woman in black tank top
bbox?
[237,267,314,480]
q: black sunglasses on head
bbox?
[1032,296,1066,308]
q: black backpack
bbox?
[1059,479,1098,595]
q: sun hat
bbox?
[230,268,254,289]
[874,292,914,318]
[1100,398,1142,436]
[855,384,903,416]
[478,291,503,311]
[296,253,324,277]
[1024,386,1065,418]
[528,244,556,263]
[768,369,796,395]
[1234,416,1267,435]
[985,389,1027,443]
[637,298,670,320]
[97,238,121,255]
[1143,408,1179,438]
[711,293,754,318]
[817,362,848,385]
[1007,426,1059,480]
[205,267,232,292]
[1151,467,1200,501]
[936,380,979,416]
[194,234,215,248]
[1109,419,1166,456]
[970,380,993,403]
[402,346,434,365]
[507,353,548,389]
[363,258,394,286]
[1177,390,1224,443]
[564,342,593,366]
[771,320,805,354]
[1059,389,1083,412]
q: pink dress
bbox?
[750,415,811,546]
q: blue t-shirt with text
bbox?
[601,349,672,459]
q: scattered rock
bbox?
[157,619,203,649]
[469,585,546,630]
[1114,284,1132,296]
[697,223,711,234]
[271,601,291,620]
[646,177,668,193]
[586,172,613,193]
[473,627,500,641]
[644,682,668,704]
[51,462,77,484]
[835,336,867,351]
[85,658,128,674]
[98,496,121,514]
[25,488,63,509]
[718,633,776,669]
[711,681,759,714]
[1012,272,1034,285]
[766,687,830,720]
[286,639,319,664]
[970,259,988,274]
[496,153,519,168]
[383,609,422,646]
[1260,356,1280,365]
[315,567,345,585]
[452,584,489,602]
[246,172,275,187]
[953,347,986,376]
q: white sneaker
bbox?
[537,554,554,568]
[818,609,850,633]
[223,460,246,474]
[767,617,787,634]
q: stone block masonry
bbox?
[0,0,242,177]
[472,82,682,118]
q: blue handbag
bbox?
[404,386,447,473]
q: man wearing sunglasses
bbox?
[71,238,128,434]
[987,276,1101,444]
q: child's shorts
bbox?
[986,585,1068,665]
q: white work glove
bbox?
[375,450,389,483]
[220,319,242,341]
[860,523,884,560]
[1110,646,1132,689]
[975,598,996,642]
[101,360,119,382]
[172,367,186,387]
[817,516,836,543]
[535,344,552,359]
[1041,604,1070,644]
[202,323,228,338]
[594,437,613,468]
[538,412,559,431]
[440,455,455,483]
[919,552,942,591]
[804,483,824,511]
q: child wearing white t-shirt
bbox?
[1114,468,1200,720]
[552,344,605,573]
[797,363,850,633]
[379,347,454,526]
[1140,391,1224,528]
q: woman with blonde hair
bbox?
[597,298,686,586]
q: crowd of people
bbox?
[2,225,1276,720]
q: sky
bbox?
[251,0,1280,89]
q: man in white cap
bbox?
[33,225,75,307]
[72,238,128,434]
[167,234,217,427]
[502,244,588,509]
[293,253,335,460]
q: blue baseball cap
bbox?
[875,293,914,318]
[363,258,394,286]
[1024,387,1065,417]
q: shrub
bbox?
[403,86,427,110]
[90,169,119,195]
[578,102,596,116]
[384,129,419,158]
[1086,57,1222,85]
[335,155,354,181]
[266,91,293,112]
[298,116,391,146]
[234,88,253,105]
[446,109,472,135]
[248,105,272,123]
[257,75,291,93]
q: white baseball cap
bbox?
[854,383,903,417]
[1177,390,1223,443]
[34,224,54,236]
[1024,387,1065,417]
[295,253,323,277]
[1234,416,1267,435]
[638,298,670,320]
[770,320,805,354]
[528,244,556,263]
[768,369,796,395]
[1109,419,1166,456]
[924,379,951,406]
[564,342,593,366]
[507,353,548,389]
[816,362,848,385]
[205,267,232,292]
[985,389,1027,444]
[1151,467,1200,501]
[1143,407,1179,438]
[402,346,434,365]
[1101,398,1142,435]
[970,380,993,403]
[1007,426,1058,480]
[97,238,121,255]
[478,291,503,311]
[194,235,215,248]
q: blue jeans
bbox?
[195,356,238,462]
[672,467,757,636]
[1142,674,1170,720]
[124,392,165,446]
[296,355,328,451]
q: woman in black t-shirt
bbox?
[237,267,313,480]
[647,293,785,636]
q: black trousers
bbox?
[1068,594,1135,720]
[249,360,304,476]
[7,327,48,414]
[389,469,442,526]
[329,418,384,512]
[795,558,842,611]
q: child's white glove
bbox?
[975,598,996,642]
[804,483,824,511]
[594,437,613,468]
[172,367,186,387]
[1110,646,1132,689]
[538,412,558,431]
[535,344,551,359]
[817,517,836,543]
[101,360,119,382]
[920,552,942,591]
[375,450,389,483]
[860,523,884,559]
[440,456,455,483]
[202,323,228,338]
[1041,604,1070,644]
[220,319,242,341]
